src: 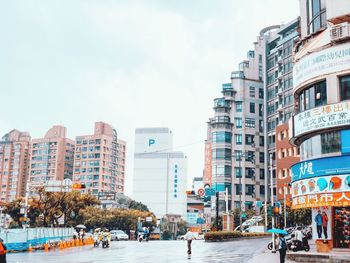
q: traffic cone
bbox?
[59,241,64,250]
[44,243,49,252]
[71,240,75,247]
[75,239,79,246]
[28,244,33,252]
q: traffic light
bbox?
[267,206,273,216]
[186,190,195,195]
[273,206,279,215]
[72,183,86,190]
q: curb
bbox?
[287,253,350,263]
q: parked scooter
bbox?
[290,237,310,252]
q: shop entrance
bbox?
[334,207,350,248]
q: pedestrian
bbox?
[184,228,195,256]
[0,238,7,263]
[275,234,287,263]
[315,210,322,239]
[322,211,328,239]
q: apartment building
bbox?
[73,122,126,195]
[29,125,74,183]
[0,130,31,202]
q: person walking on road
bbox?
[184,228,195,256]
[0,238,7,263]
[275,234,287,263]
[315,210,323,239]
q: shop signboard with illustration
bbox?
[291,156,350,182]
[294,101,350,138]
[292,192,350,209]
[292,174,350,197]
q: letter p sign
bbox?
[148,139,155,147]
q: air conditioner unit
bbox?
[330,22,350,42]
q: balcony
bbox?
[330,23,350,43]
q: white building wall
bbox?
[133,128,187,219]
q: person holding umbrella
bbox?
[267,228,288,263]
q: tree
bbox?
[128,200,149,212]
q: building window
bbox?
[259,152,264,163]
[259,169,265,180]
[298,80,327,112]
[212,148,232,160]
[246,185,254,195]
[260,185,265,195]
[235,118,242,128]
[249,87,255,98]
[212,131,232,143]
[250,102,255,113]
[307,0,326,34]
[235,167,242,178]
[213,165,232,177]
[259,136,264,146]
[246,168,254,178]
[245,135,254,145]
[234,150,243,161]
[259,88,264,99]
[259,120,263,132]
[259,104,263,117]
[235,184,242,195]
[245,118,255,128]
[235,134,242,145]
[340,75,350,101]
[236,102,243,112]
[259,54,262,64]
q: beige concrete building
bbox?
[73,122,126,195]
[0,130,31,202]
[29,126,75,183]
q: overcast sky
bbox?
[0,0,299,195]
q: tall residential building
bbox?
[73,122,126,195]
[207,41,265,211]
[29,126,74,183]
[0,130,31,202]
[290,0,350,248]
[262,19,300,201]
[133,128,187,219]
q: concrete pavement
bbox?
[8,238,274,263]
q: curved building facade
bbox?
[290,0,350,249]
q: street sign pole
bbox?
[215,192,219,231]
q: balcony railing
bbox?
[330,22,350,42]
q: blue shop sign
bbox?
[291,155,350,182]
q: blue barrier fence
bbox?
[0,227,74,251]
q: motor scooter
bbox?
[102,235,110,248]
[290,237,310,252]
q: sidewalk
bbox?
[287,250,350,263]
[248,250,295,263]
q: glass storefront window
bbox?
[340,75,350,101]
[300,131,341,161]
[298,80,327,112]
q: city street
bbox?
[8,238,276,263]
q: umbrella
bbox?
[267,228,288,235]
[76,224,86,229]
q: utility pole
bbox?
[270,153,276,252]
[283,185,287,229]
[238,155,243,232]
[216,191,219,231]
[225,187,229,231]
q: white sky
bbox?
[0,0,299,196]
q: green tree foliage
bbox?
[128,200,149,212]
[80,206,156,232]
